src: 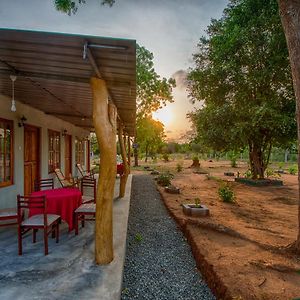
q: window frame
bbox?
[48,129,61,173]
[75,138,85,166]
[0,118,14,188]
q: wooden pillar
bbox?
[127,136,131,174]
[91,77,117,264]
[279,0,300,251]
[118,125,130,198]
[87,139,91,172]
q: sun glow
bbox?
[152,106,173,127]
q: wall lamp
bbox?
[18,115,27,127]
[62,129,68,137]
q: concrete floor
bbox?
[0,175,132,300]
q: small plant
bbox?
[278,162,285,170]
[244,169,252,178]
[218,184,235,203]
[162,153,169,162]
[135,233,143,242]
[265,168,274,178]
[176,163,183,172]
[288,165,297,175]
[194,197,201,207]
[156,172,174,186]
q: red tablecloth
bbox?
[30,188,82,231]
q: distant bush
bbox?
[244,169,252,178]
[157,172,174,186]
[176,163,183,172]
[162,153,169,162]
[218,184,235,203]
[288,165,297,175]
[230,157,237,168]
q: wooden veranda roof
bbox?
[0,28,136,135]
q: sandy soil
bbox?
[135,159,300,300]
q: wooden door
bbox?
[64,134,72,179]
[24,125,40,196]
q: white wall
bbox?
[0,94,89,209]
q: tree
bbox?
[278,0,300,252]
[188,0,296,179]
[136,116,165,162]
[54,0,115,15]
[134,45,175,165]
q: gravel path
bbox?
[121,174,215,300]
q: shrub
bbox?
[288,165,297,175]
[265,168,274,178]
[176,163,183,172]
[230,157,237,168]
[156,172,174,186]
[218,184,235,203]
[162,153,169,162]
[244,169,252,178]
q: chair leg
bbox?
[75,213,79,235]
[18,226,22,255]
[81,215,85,228]
[44,229,48,255]
[51,225,56,239]
[56,221,59,243]
[33,229,37,243]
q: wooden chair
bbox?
[54,168,78,188]
[76,163,94,179]
[74,203,95,235]
[34,178,54,192]
[81,177,96,204]
[17,195,61,255]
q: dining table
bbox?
[30,187,82,231]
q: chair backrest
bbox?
[34,178,54,191]
[17,195,47,225]
[81,177,96,202]
[76,164,85,177]
[54,168,73,187]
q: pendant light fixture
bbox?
[10,75,17,112]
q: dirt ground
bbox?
[134,159,300,300]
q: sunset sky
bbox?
[0,0,228,141]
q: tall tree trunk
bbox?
[145,143,149,162]
[248,143,265,179]
[134,136,139,167]
[278,0,300,251]
[118,126,129,198]
[91,77,117,264]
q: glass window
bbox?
[48,129,60,173]
[75,138,85,165]
[0,118,13,187]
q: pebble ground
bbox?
[121,174,215,300]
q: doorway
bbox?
[24,124,40,195]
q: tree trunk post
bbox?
[91,77,117,264]
[127,136,131,173]
[118,125,130,198]
[278,0,300,250]
[134,136,139,167]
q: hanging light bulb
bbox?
[10,75,17,112]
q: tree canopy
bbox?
[136,116,165,161]
[188,0,296,179]
[54,0,115,15]
[136,44,175,118]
